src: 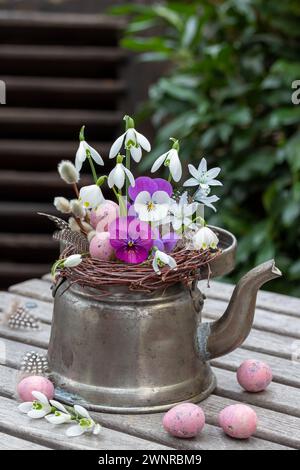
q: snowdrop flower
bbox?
[194,187,220,212]
[183,158,222,190]
[45,401,72,425]
[151,138,182,182]
[109,115,151,163]
[54,196,71,214]
[64,254,82,268]
[58,160,79,184]
[108,158,135,190]
[18,391,52,419]
[167,192,197,231]
[75,126,104,172]
[193,226,219,250]
[66,405,101,437]
[152,250,177,275]
[79,184,104,209]
[134,191,171,223]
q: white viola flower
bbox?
[108,163,135,190]
[152,250,177,275]
[66,405,101,437]
[18,391,52,419]
[194,187,220,212]
[109,116,151,163]
[45,401,72,425]
[63,254,82,268]
[75,141,104,172]
[193,226,219,250]
[79,184,104,209]
[134,191,171,223]
[151,140,182,182]
[168,192,197,231]
[183,158,222,190]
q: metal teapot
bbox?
[48,227,281,413]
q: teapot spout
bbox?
[197,260,282,360]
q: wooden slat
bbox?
[0,264,52,289]
[0,432,51,450]
[0,291,53,324]
[0,395,170,450]
[9,279,53,303]
[0,319,50,349]
[200,280,300,319]
[0,337,45,369]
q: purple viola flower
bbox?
[152,229,180,253]
[128,176,172,201]
[109,216,154,264]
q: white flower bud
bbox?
[54,197,71,214]
[70,199,86,219]
[58,160,80,184]
[63,254,82,268]
[192,226,219,250]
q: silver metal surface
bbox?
[48,227,281,413]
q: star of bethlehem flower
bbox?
[167,192,198,231]
[75,129,104,172]
[108,158,135,190]
[183,157,222,190]
[152,249,177,275]
[193,226,219,250]
[194,187,220,212]
[45,401,72,425]
[109,115,151,163]
[134,190,171,223]
[65,405,101,437]
[79,184,104,209]
[18,391,52,419]
[151,138,182,182]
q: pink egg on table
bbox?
[89,231,114,261]
[90,200,119,231]
[17,376,54,402]
[237,359,272,392]
[219,404,257,439]
[163,403,205,438]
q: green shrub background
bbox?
[113,0,300,295]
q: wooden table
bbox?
[0,275,299,450]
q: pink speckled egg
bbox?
[89,231,114,260]
[162,403,205,438]
[237,359,272,392]
[90,200,119,231]
[219,404,257,439]
[17,376,54,402]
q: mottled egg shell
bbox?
[90,200,119,231]
[237,359,272,392]
[219,404,257,439]
[89,231,114,260]
[163,403,205,438]
[17,376,54,402]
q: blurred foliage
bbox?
[112,0,300,295]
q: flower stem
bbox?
[168,173,172,183]
[112,187,126,216]
[73,183,79,198]
[125,148,130,199]
[86,150,98,184]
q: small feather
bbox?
[53,229,89,252]
[38,212,69,230]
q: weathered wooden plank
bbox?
[9,279,53,303]
[93,410,290,451]
[200,394,299,449]
[200,280,300,319]
[0,320,50,349]
[0,291,53,324]
[213,368,300,418]
[0,337,45,369]
[0,396,171,450]
[203,297,300,339]
[212,347,300,388]
[0,432,51,450]
[42,274,52,283]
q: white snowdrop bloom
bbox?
[167,192,197,231]
[63,254,82,268]
[18,391,52,419]
[151,146,182,182]
[109,127,151,163]
[79,184,104,209]
[183,157,222,189]
[193,226,219,250]
[134,191,171,223]
[66,405,101,437]
[152,250,177,275]
[108,163,135,190]
[45,401,72,425]
[75,140,104,172]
